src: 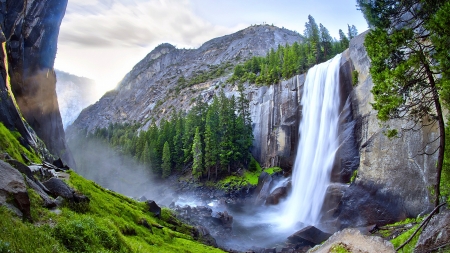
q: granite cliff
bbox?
[0,0,74,166]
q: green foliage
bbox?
[352,70,359,86]
[349,169,358,184]
[390,223,421,252]
[0,122,41,164]
[264,167,282,175]
[330,243,350,253]
[181,62,233,88]
[192,127,203,180]
[52,215,121,252]
[0,239,12,253]
[77,89,254,181]
[442,123,450,203]
[162,141,172,178]
[229,16,355,86]
[248,156,260,172]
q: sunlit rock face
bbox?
[0,0,74,166]
[55,70,98,129]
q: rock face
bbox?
[333,31,437,228]
[69,25,302,133]
[0,0,74,167]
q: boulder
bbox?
[334,181,408,229]
[415,210,450,252]
[265,186,288,205]
[25,177,56,208]
[309,228,395,253]
[254,172,272,205]
[195,226,217,247]
[6,159,34,180]
[146,200,161,218]
[287,225,331,246]
[0,160,31,219]
[42,178,74,199]
[215,211,233,229]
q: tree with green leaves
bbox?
[162,141,171,178]
[192,127,203,180]
[362,0,450,208]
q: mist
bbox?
[67,132,176,205]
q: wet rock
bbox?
[195,225,217,247]
[0,160,31,220]
[265,186,288,205]
[415,210,450,252]
[146,200,161,218]
[310,228,395,253]
[288,226,331,246]
[215,211,233,229]
[334,181,408,229]
[42,178,74,199]
[255,172,272,205]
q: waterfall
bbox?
[282,54,342,228]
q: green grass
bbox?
[0,170,225,253]
[0,122,41,164]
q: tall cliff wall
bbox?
[0,0,73,166]
[334,31,437,228]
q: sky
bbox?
[55,0,368,97]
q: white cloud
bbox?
[56,0,245,94]
[60,0,241,49]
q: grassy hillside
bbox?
[0,170,224,253]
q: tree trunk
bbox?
[426,63,444,209]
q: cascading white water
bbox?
[281,54,342,228]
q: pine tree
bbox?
[204,97,220,180]
[192,127,203,180]
[162,141,171,178]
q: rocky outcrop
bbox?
[0,0,74,167]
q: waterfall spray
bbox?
[281,54,342,228]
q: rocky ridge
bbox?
[68,25,303,134]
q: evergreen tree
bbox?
[192,127,203,180]
[347,24,358,39]
[319,23,333,60]
[339,29,349,50]
[162,141,171,178]
[204,97,220,179]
